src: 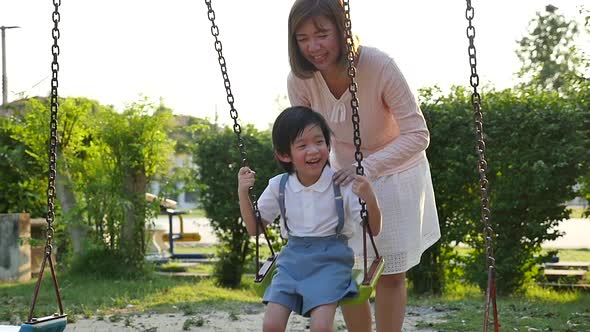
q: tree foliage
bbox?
[85,99,174,273]
[1,97,174,277]
[0,117,45,215]
[192,123,282,288]
[516,5,588,92]
[419,86,590,294]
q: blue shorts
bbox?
[262,235,358,317]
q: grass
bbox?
[182,208,207,219]
[0,273,260,324]
[172,244,218,255]
[545,248,590,262]
[410,283,590,331]
[455,247,590,262]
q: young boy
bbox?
[238,106,381,332]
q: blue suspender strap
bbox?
[333,182,345,235]
[278,173,290,233]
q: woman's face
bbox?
[294,15,341,73]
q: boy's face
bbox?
[277,124,329,186]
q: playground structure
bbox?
[145,193,214,262]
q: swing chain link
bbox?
[465,2,499,331]
[46,0,61,264]
[466,0,495,277]
[204,0,262,223]
[342,0,367,221]
[203,0,277,269]
[343,1,384,285]
[28,0,65,322]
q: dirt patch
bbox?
[22,305,448,331]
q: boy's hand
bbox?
[351,175,376,203]
[238,167,256,195]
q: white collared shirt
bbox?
[257,166,363,239]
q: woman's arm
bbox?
[361,58,429,180]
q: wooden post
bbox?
[0,213,31,282]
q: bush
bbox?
[421,86,590,294]
[68,242,154,279]
[193,123,282,288]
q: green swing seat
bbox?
[0,314,67,332]
[341,257,384,306]
[253,173,384,306]
[254,255,384,306]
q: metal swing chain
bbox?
[465,2,499,331]
[28,0,65,322]
[342,0,380,282]
[203,0,275,273]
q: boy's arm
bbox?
[239,190,259,236]
[238,167,259,236]
[351,175,382,236]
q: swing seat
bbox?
[0,314,67,332]
[253,255,385,304]
[340,256,385,306]
[253,254,279,297]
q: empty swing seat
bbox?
[0,314,67,332]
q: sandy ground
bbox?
[32,305,447,331]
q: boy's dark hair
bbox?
[272,106,331,173]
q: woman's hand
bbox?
[333,165,358,186]
[238,167,256,195]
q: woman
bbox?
[286,0,441,331]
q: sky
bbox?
[0,1,587,129]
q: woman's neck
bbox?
[320,66,349,99]
[319,47,361,99]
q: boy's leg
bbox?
[309,302,338,332]
[263,302,291,332]
[341,300,372,332]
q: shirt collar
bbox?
[289,165,334,193]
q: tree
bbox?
[0,116,45,216]
[94,99,174,272]
[516,5,587,92]
[193,123,282,288]
[9,97,103,254]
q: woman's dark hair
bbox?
[272,106,331,173]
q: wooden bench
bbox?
[543,268,587,282]
[543,261,590,270]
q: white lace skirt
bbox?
[350,158,441,274]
